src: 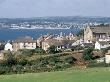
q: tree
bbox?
[65,56,77,64]
[76,29,84,37]
[34,48,45,54]
[71,45,84,51]
[4,51,17,66]
[19,49,33,56]
[48,45,57,54]
[0,44,5,51]
[83,48,94,60]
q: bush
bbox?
[3,51,17,66]
[71,45,84,51]
[64,56,77,64]
[19,49,33,56]
[17,59,28,66]
[0,52,75,75]
[0,44,5,51]
[48,45,58,54]
[33,48,45,54]
[83,48,94,60]
[34,48,45,53]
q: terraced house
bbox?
[12,36,37,51]
[84,26,110,43]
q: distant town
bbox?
[0,16,110,29]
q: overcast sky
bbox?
[0,0,110,18]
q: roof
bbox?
[98,41,110,45]
[37,34,53,41]
[90,26,110,34]
[82,43,94,47]
[43,39,64,46]
[12,36,37,43]
[43,39,76,47]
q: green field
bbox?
[0,67,110,82]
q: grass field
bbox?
[0,67,110,82]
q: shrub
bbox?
[64,56,77,64]
[48,45,57,54]
[3,51,17,66]
[19,49,33,56]
[71,45,84,51]
[33,48,45,54]
[83,48,94,60]
[17,59,28,66]
[0,44,5,50]
[0,51,75,75]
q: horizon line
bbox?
[0,15,110,19]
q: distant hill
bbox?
[0,16,110,24]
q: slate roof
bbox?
[42,39,75,47]
[43,39,64,46]
[91,26,110,34]
[98,41,110,45]
[12,36,37,43]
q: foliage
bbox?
[76,29,84,37]
[0,52,73,75]
[19,49,33,56]
[17,59,28,66]
[33,48,45,54]
[71,45,84,51]
[48,45,58,54]
[64,56,77,64]
[0,44,5,51]
[102,46,110,54]
[3,51,17,66]
[83,48,94,60]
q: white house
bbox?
[12,36,37,51]
[4,42,13,51]
[105,50,110,64]
[95,41,110,50]
[96,57,105,63]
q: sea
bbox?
[0,29,80,40]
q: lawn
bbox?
[0,67,110,82]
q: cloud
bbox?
[0,0,110,18]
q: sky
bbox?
[0,0,110,18]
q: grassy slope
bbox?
[0,67,110,82]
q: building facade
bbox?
[12,36,37,51]
[95,41,110,50]
[84,26,110,43]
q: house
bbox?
[37,34,53,47]
[42,39,64,51]
[84,26,110,43]
[12,36,37,51]
[4,42,13,51]
[105,50,110,64]
[72,39,84,46]
[95,41,110,50]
